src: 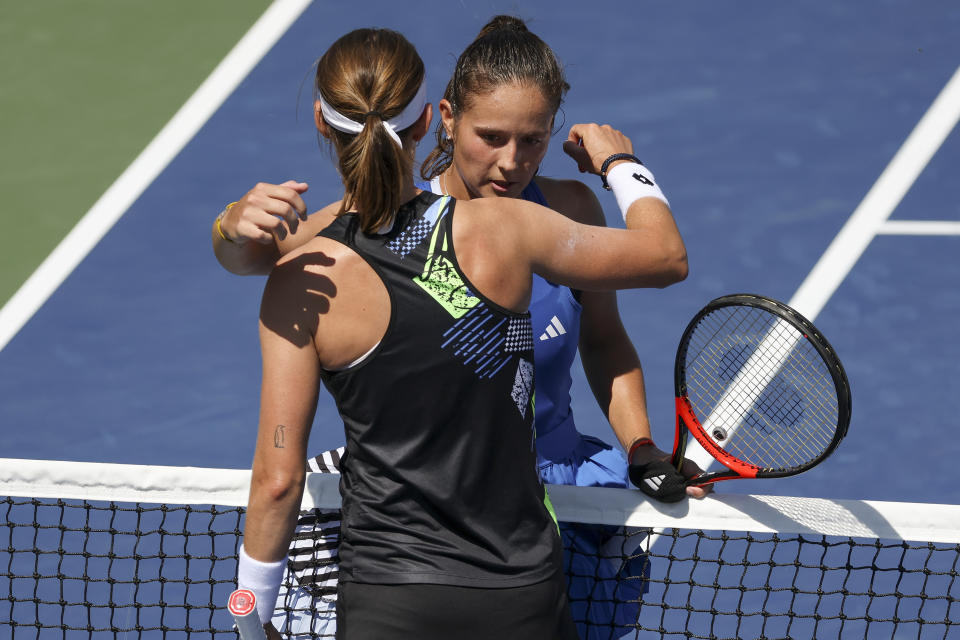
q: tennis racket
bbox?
[228,589,267,640]
[671,293,851,487]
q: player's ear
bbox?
[314,100,331,139]
[410,103,432,142]
[438,99,455,140]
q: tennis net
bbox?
[2,457,959,639]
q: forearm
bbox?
[243,398,315,561]
[212,222,279,276]
[607,369,654,452]
[243,461,305,562]
[622,197,687,287]
[581,336,653,451]
[238,455,303,628]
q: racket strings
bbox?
[684,306,840,471]
[716,333,834,467]
[707,329,831,467]
[693,333,813,468]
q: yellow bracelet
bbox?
[215,201,239,243]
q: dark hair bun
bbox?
[476,15,528,39]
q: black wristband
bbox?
[600,153,642,190]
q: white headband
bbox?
[318,80,427,146]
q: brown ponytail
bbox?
[420,15,569,181]
[316,29,425,233]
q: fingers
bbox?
[280,179,309,193]
[279,180,310,218]
[561,140,591,173]
[686,483,714,499]
[679,459,715,500]
[221,181,309,244]
[250,181,308,223]
[235,213,285,245]
[564,123,635,175]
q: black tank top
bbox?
[318,191,561,588]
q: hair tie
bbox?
[318,80,427,146]
[364,110,385,120]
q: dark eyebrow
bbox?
[474,126,549,138]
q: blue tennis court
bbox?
[1,0,959,513]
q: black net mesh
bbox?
[4,491,959,639]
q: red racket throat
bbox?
[674,396,758,482]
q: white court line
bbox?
[684,64,960,473]
[0,0,313,353]
[877,220,960,235]
[789,64,960,321]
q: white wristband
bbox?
[606,161,669,221]
[237,544,286,625]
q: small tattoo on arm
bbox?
[274,424,286,448]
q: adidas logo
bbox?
[644,474,666,492]
[539,316,567,341]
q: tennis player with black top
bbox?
[236,27,687,639]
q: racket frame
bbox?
[671,294,851,485]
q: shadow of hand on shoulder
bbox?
[260,251,337,348]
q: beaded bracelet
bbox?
[599,153,642,190]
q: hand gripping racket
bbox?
[228,589,267,640]
[672,293,851,486]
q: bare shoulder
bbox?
[452,198,541,264]
[276,200,343,255]
[458,195,544,217]
[535,176,606,227]
[274,228,355,273]
[455,197,544,233]
[260,234,340,343]
[263,232,355,319]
